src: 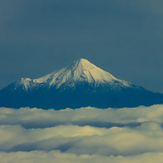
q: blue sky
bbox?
[1,0,163,93]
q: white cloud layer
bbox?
[1,105,163,162]
[1,105,163,127]
[1,151,163,163]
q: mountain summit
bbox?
[0,58,163,109]
[13,58,130,91]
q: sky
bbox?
[1,105,163,162]
[1,0,163,93]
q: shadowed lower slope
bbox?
[0,82,163,109]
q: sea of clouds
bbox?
[1,105,163,162]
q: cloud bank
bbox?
[1,105,163,128]
[1,105,163,162]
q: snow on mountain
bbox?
[1,58,163,109]
[14,58,131,91]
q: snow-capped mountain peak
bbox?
[12,58,131,91]
[1,58,163,109]
[55,58,120,85]
[39,58,130,88]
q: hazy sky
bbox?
[1,0,163,93]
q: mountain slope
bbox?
[8,58,131,91]
[0,58,163,109]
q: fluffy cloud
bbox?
[1,151,163,163]
[1,105,163,162]
[2,123,163,155]
[1,105,163,128]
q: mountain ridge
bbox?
[0,58,163,109]
[8,58,131,91]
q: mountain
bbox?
[0,58,163,109]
